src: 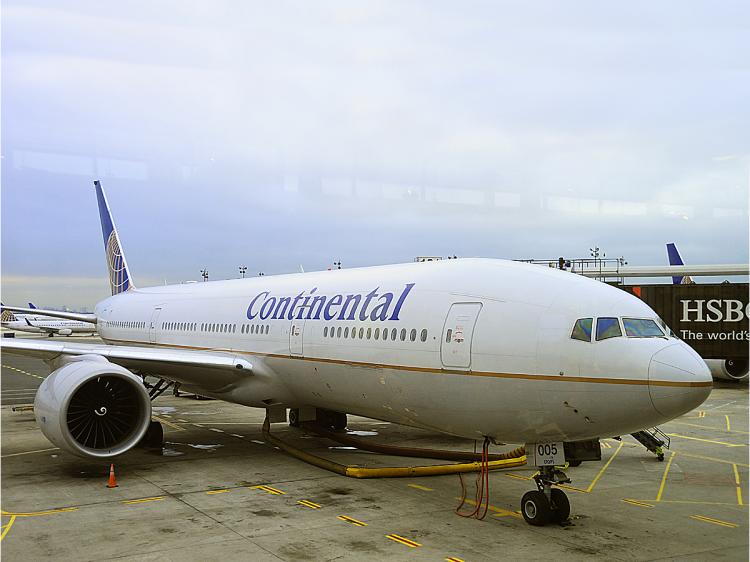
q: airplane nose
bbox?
[648,343,712,419]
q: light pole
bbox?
[239,266,247,279]
[200,268,209,282]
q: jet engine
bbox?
[56,328,73,336]
[34,356,152,458]
[706,358,749,382]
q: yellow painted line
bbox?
[733,464,743,506]
[206,490,229,495]
[123,496,165,505]
[622,499,654,508]
[209,428,224,433]
[0,516,17,542]
[1,507,78,517]
[251,485,285,495]
[1,447,60,458]
[656,452,677,502]
[601,441,612,449]
[585,440,624,493]
[386,534,421,548]
[1,365,45,380]
[408,484,434,492]
[458,497,522,518]
[698,411,706,418]
[690,515,738,528]
[670,421,750,435]
[297,500,321,509]
[152,415,185,432]
[632,499,746,507]
[677,451,749,468]
[446,557,465,562]
[666,433,745,448]
[725,415,731,432]
[504,473,532,481]
[337,515,367,527]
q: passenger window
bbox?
[391,328,397,341]
[571,318,593,342]
[265,325,269,334]
[337,327,342,337]
[351,327,356,339]
[420,329,427,342]
[400,328,406,341]
[367,327,372,339]
[410,329,416,342]
[324,326,328,337]
[446,329,452,343]
[374,328,380,339]
[596,317,622,341]
[344,327,349,338]
[359,327,364,339]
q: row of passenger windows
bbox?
[323,325,429,343]
[164,322,197,331]
[571,317,666,342]
[106,320,146,329]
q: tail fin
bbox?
[28,302,37,309]
[666,243,694,285]
[95,180,135,295]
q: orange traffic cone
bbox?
[107,464,118,488]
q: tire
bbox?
[332,412,347,430]
[521,490,552,526]
[140,421,164,449]
[289,408,300,428]
[550,488,570,522]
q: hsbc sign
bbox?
[681,300,750,323]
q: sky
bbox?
[2,1,749,309]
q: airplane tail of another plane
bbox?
[95,180,136,295]
[666,243,693,285]
[28,302,37,309]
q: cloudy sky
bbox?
[2,1,748,309]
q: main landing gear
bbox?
[521,466,571,526]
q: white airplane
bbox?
[1,302,97,336]
[1,181,712,526]
[667,243,748,382]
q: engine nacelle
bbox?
[34,358,152,458]
[705,358,749,382]
[57,328,73,336]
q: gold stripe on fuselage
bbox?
[103,337,711,389]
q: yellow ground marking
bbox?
[656,452,677,502]
[408,484,434,492]
[123,497,165,504]
[689,515,738,528]
[251,485,285,495]
[670,420,749,435]
[631,499,745,507]
[386,534,421,548]
[206,490,229,495]
[1,516,17,542]
[1,447,60,458]
[1,365,45,380]
[1,507,78,517]
[297,500,321,509]
[698,411,706,418]
[622,499,654,508]
[152,415,185,432]
[337,515,367,527]
[558,440,625,494]
[209,428,224,433]
[677,451,749,468]
[601,441,612,449]
[733,464,743,506]
[457,497,522,518]
[725,415,731,432]
[666,433,745,447]
[504,473,532,481]
[446,557,465,562]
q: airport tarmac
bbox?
[1,335,748,561]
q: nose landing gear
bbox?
[521,466,571,526]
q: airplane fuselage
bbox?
[94,258,711,443]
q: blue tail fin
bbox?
[28,302,37,309]
[95,180,135,295]
[666,243,684,284]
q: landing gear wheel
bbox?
[550,488,570,522]
[521,490,552,526]
[657,453,665,462]
[332,412,347,430]
[140,420,164,449]
[289,408,300,428]
[568,460,582,467]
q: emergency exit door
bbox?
[149,307,162,344]
[441,303,482,368]
[289,319,305,356]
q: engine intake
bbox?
[35,358,151,458]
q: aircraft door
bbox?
[441,303,482,369]
[289,319,305,356]
[149,307,162,343]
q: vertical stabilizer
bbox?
[95,180,135,295]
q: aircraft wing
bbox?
[1,305,97,324]
[0,339,253,391]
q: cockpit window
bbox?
[571,318,593,342]
[623,318,665,337]
[596,317,622,341]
